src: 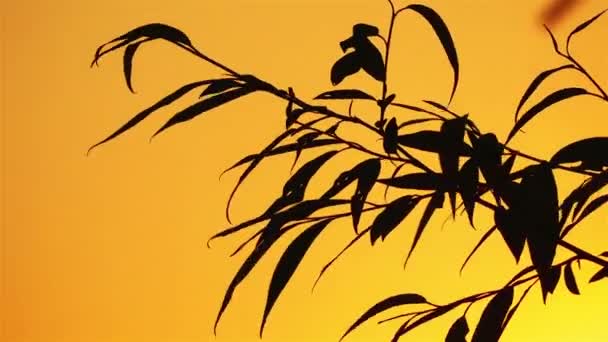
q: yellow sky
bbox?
[3,1,608,341]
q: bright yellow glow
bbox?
[3,1,608,341]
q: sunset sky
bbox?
[3,1,608,341]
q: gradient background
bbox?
[3,0,608,341]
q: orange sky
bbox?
[3,1,608,341]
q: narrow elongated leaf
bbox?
[515,65,576,121]
[321,158,379,199]
[378,172,447,190]
[589,266,608,283]
[507,88,589,143]
[214,228,287,334]
[266,151,340,215]
[405,192,444,267]
[440,117,467,215]
[92,23,194,67]
[331,52,361,85]
[370,196,420,244]
[200,79,242,97]
[123,39,150,92]
[392,305,455,341]
[340,293,427,340]
[398,118,440,129]
[560,171,608,226]
[460,226,497,274]
[315,89,376,100]
[494,207,526,262]
[260,219,331,336]
[551,137,608,171]
[575,194,608,223]
[564,262,580,295]
[351,159,381,232]
[539,266,561,302]
[404,4,459,103]
[383,118,399,154]
[471,287,514,342]
[152,86,256,138]
[446,316,469,342]
[399,131,472,155]
[88,80,210,153]
[459,158,479,226]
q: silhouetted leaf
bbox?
[266,151,340,215]
[589,266,608,283]
[539,266,561,302]
[370,196,420,244]
[405,192,444,267]
[92,23,195,67]
[446,316,469,342]
[321,158,379,199]
[122,39,151,92]
[398,118,439,129]
[471,287,513,342]
[88,80,211,153]
[378,172,447,190]
[576,194,608,224]
[567,10,607,44]
[521,164,560,279]
[460,226,497,274]
[331,52,361,85]
[404,4,459,102]
[502,154,516,175]
[383,118,399,154]
[440,117,468,215]
[200,78,242,97]
[357,39,386,82]
[459,158,479,226]
[564,262,580,295]
[399,131,472,156]
[351,159,381,232]
[515,65,576,121]
[214,227,288,334]
[392,305,455,341]
[507,88,589,143]
[494,207,526,262]
[315,89,376,100]
[353,23,380,37]
[341,293,427,341]
[551,137,608,171]
[260,219,331,336]
[502,280,536,333]
[152,86,256,138]
[378,94,397,109]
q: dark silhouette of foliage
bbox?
[89,1,608,340]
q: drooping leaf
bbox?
[331,52,361,85]
[551,137,608,171]
[340,293,427,341]
[502,154,516,175]
[383,118,399,154]
[370,196,420,244]
[445,316,469,342]
[514,65,576,121]
[92,23,195,67]
[391,305,455,341]
[321,158,379,199]
[88,80,211,153]
[589,266,608,283]
[507,88,589,143]
[564,262,580,295]
[260,219,331,336]
[351,159,381,232]
[501,280,537,333]
[494,207,526,262]
[314,89,376,100]
[471,287,514,342]
[200,78,242,97]
[562,171,608,225]
[152,86,256,138]
[214,227,287,334]
[356,39,386,82]
[460,226,497,274]
[520,164,560,280]
[404,191,444,267]
[539,265,561,303]
[459,158,479,226]
[403,4,459,103]
[265,150,340,215]
[122,39,152,93]
[440,117,468,215]
[378,172,447,190]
